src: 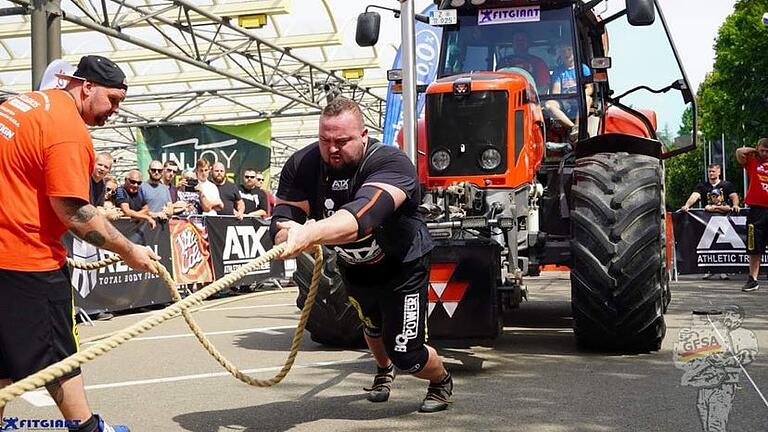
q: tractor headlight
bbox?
[479,148,501,170]
[431,149,451,172]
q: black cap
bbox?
[69,55,128,90]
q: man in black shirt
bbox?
[89,152,112,206]
[239,168,269,217]
[271,97,452,413]
[680,164,740,212]
[212,162,244,219]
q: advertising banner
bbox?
[205,216,284,285]
[136,120,271,182]
[673,209,768,274]
[382,4,442,146]
[65,219,173,314]
[169,219,214,284]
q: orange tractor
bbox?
[294,0,696,352]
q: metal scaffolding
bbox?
[0,0,388,177]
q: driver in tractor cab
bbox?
[497,31,550,95]
[544,43,594,142]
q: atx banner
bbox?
[169,219,214,284]
[136,120,271,182]
[65,219,173,315]
[205,216,284,285]
[672,209,768,274]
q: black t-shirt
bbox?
[695,180,735,207]
[114,186,146,211]
[89,177,105,207]
[239,185,268,214]
[215,181,242,215]
[277,139,433,282]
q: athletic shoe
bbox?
[364,363,395,402]
[95,414,130,432]
[701,272,714,280]
[718,273,730,280]
[419,371,453,413]
[742,277,759,292]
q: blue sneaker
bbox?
[94,414,130,432]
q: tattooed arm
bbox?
[49,197,160,273]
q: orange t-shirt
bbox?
[0,90,94,271]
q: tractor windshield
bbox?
[440,5,579,96]
[439,5,590,142]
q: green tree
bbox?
[668,0,767,207]
[665,106,702,210]
[698,0,768,149]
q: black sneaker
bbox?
[364,363,395,402]
[419,371,453,413]
[742,277,759,292]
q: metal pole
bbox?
[46,0,61,62]
[400,0,417,164]
[705,139,709,182]
[722,132,727,181]
[30,0,47,90]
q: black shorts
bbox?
[343,254,430,351]
[0,266,81,382]
[747,206,768,255]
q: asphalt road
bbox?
[5,273,768,431]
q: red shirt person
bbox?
[0,55,158,432]
[736,137,768,292]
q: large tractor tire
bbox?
[570,152,666,352]
[293,247,366,348]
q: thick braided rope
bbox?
[0,244,323,407]
[170,246,324,386]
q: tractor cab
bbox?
[439,4,590,144]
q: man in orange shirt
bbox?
[0,55,158,432]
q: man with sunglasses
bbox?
[141,160,172,220]
[0,55,158,432]
[161,160,180,201]
[115,170,156,229]
[239,168,268,218]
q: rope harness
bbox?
[0,244,323,408]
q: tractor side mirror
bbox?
[625,0,655,26]
[356,12,381,47]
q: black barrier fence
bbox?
[65,216,283,315]
[673,209,768,274]
[206,216,284,284]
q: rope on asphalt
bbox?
[0,244,323,408]
[80,288,299,345]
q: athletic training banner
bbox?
[136,120,272,183]
[168,219,214,284]
[65,219,173,314]
[205,216,284,285]
[382,4,442,146]
[672,209,768,274]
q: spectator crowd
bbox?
[89,153,273,224]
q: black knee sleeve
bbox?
[387,345,429,374]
